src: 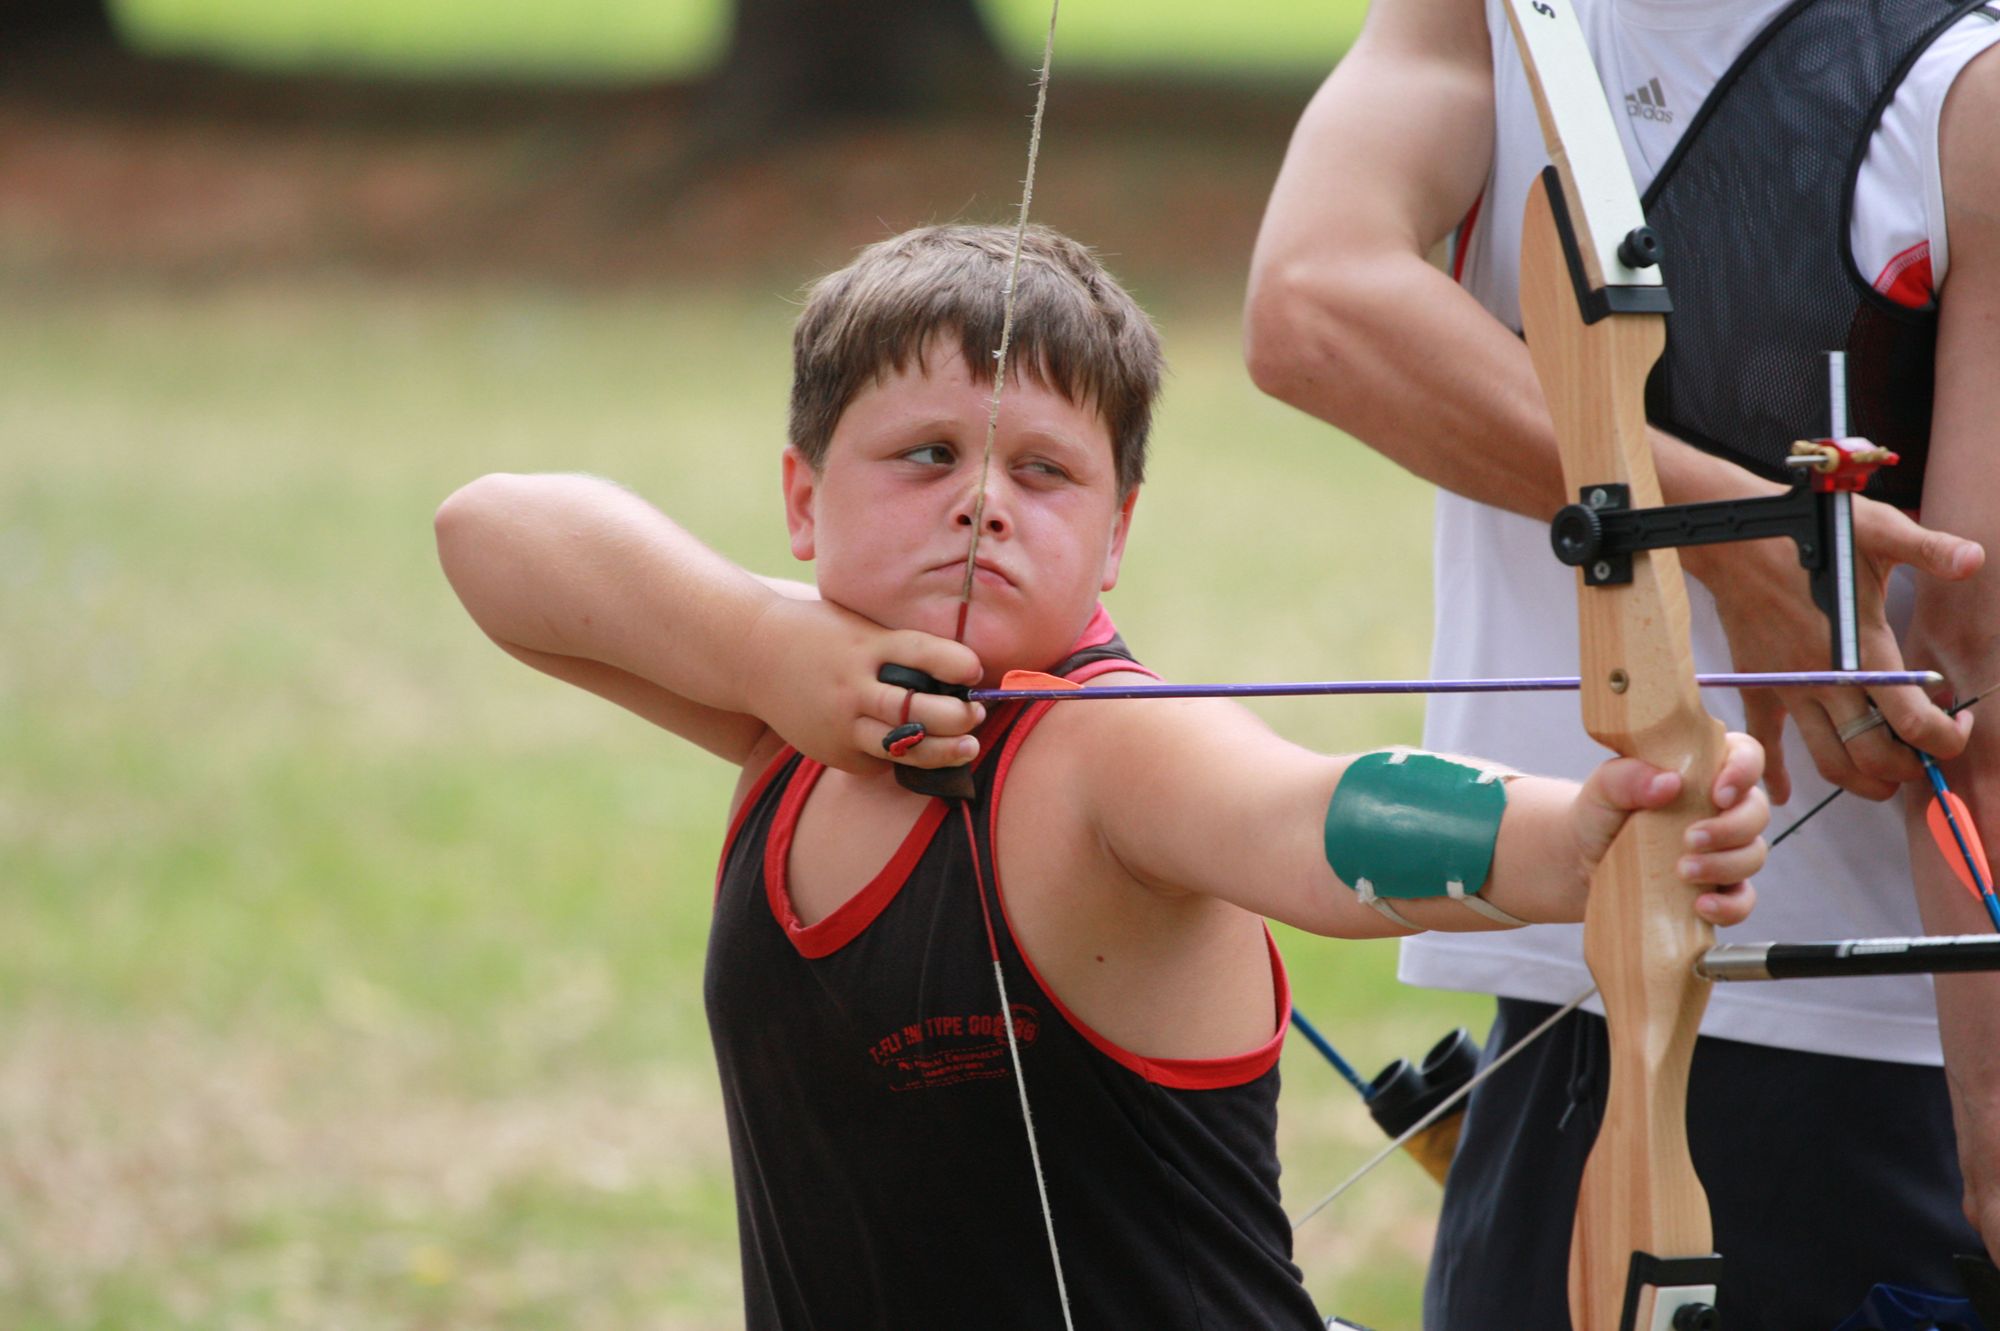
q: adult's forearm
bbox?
[434,471,774,716]
[1245,244,1779,541]
[1248,249,1564,517]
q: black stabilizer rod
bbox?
[1698,935,2000,982]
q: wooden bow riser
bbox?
[1520,177,1726,1330]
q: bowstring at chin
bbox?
[953,0,1060,647]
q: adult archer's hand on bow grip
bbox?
[1570,732,1768,929]
[743,596,985,777]
[1694,496,1981,804]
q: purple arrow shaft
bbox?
[965,669,1941,704]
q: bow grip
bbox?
[877,663,977,800]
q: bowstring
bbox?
[954,4,1061,636]
[970,8,1072,1328]
[1769,680,1997,847]
[1291,984,1597,1230]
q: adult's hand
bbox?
[1697,494,1981,803]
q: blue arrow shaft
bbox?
[1288,1008,1373,1101]
[1921,753,2000,932]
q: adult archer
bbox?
[1246,0,2000,1324]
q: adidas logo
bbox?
[1626,77,1674,124]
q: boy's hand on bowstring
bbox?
[1569,731,1768,928]
[744,596,985,776]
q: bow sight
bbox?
[1549,354,1897,674]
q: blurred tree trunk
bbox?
[1,0,119,48]
[710,0,1003,130]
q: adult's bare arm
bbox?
[1905,45,2000,1266]
[1244,0,1565,515]
[1243,0,1979,801]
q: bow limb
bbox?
[1502,2,1726,1326]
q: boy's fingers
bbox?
[1573,758,1680,867]
[1694,880,1756,927]
[1591,757,1682,814]
[861,718,980,771]
[881,631,984,689]
[870,687,985,740]
[1687,799,1766,856]
[1679,842,1767,887]
[1711,731,1766,810]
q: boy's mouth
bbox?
[928,556,1016,590]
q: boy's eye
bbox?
[903,443,955,467]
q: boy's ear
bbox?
[1100,487,1140,592]
[781,447,818,561]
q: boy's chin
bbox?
[830,589,1077,680]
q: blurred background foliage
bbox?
[1,1,1489,1326]
[112,0,1364,80]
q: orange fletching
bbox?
[1926,789,1993,903]
[998,670,1080,692]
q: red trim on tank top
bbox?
[750,604,1135,958]
[1452,190,1485,286]
[762,758,952,959]
[983,685,1291,1092]
[1872,239,1935,309]
[1072,602,1118,652]
[714,744,797,904]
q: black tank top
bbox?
[703,609,1320,1329]
[1639,0,1992,510]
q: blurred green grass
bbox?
[0,275,1483,1327]
[114,0,1371,80]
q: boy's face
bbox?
[784,339,1136,683]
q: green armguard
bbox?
[1323,748,1522,929]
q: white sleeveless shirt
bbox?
[1398,0,2000,1065]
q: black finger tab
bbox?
[877,663,972,701]
[895,764,977,800]
[883,722,926,757]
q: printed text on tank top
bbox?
[776,671,1284,1069]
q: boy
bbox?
[435,224,1766,1328]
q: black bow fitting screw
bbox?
[1618,225,1663,270]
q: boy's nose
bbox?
[952,488,1011,537]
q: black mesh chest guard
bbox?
[1640,0,1994,511]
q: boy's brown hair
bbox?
[790,224,1162,497]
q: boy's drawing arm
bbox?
[1905,42,2000,1264]
[434,472,982,773]
[1056,689,1762,939]
[1244,0,1977,804]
